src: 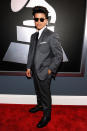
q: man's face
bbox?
[34,13,48,30]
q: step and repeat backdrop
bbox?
[0,0,86,76]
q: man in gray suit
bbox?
[26,6,63,128]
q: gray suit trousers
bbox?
[32,67,52,111]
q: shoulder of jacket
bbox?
[31,32,37,38]
[46,28,53,35]
[46,28,59,37]
[47,31,60,40]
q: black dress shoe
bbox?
[29,105,43,113]
[37,115,51,128]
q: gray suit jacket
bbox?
[27,28,63,80]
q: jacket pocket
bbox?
[39,43,49,54]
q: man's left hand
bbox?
[48,69,52,75]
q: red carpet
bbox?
[0,104,87,131]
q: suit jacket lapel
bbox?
[31,32,38,59]
[37,28,48,44]
[32,28,48,55]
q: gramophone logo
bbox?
[3,0,68,64]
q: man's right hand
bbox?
[26,69,32,78]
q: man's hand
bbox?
[26,69,32,78]
[48,69,52,75]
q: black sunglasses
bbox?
[34,18,46,22]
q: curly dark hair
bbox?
[32,6,49,19]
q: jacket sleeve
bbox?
[48,33,63,73]
[27,35,33,69]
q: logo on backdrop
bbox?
[3,0,68,64]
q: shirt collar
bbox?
[37,26,47,39]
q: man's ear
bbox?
[46,20,48,25]
[45,20,48,26]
